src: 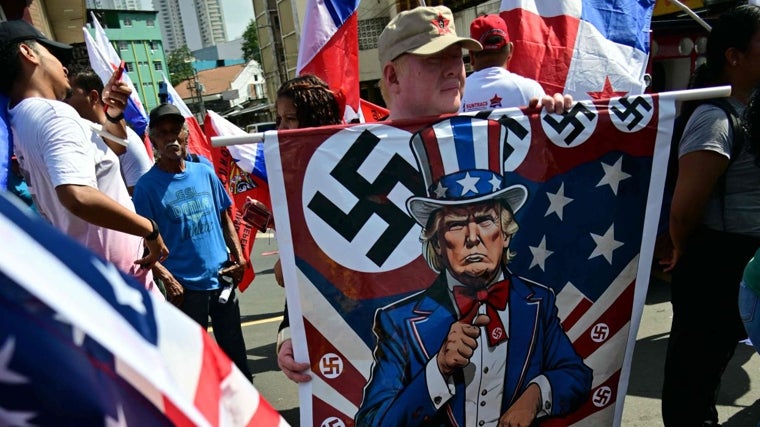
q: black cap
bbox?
[0,20,72,63]
[149,103,184,127]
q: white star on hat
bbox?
[457,173,480,196]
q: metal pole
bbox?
[210,86,732,148]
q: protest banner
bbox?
[258,92,677,426]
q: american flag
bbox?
[264,94,675,426]
[499,0,655,100]
[0,193,288,427]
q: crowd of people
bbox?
[4,2,760,426]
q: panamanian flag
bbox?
[500,0,655,100]
[0,193,287,427]
[265,93,675,426]
[296,0,361,121]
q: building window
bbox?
[146,18,155,27]
[154,61,163,71]
[124,62,133,72]
[358,17,390,51]
[123,18,132,27]
[149,40,159,51]
[117,40,128,50]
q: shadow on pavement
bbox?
[628,271,760,426]
[279,407,300,426]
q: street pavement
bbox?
[237,234,760,426]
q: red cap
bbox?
[469,14,509,51]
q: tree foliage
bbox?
[167,45,194,86]
[242,20,262,64]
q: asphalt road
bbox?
[237,234,760,427]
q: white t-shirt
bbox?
[120,127,153,188]
[461,67,546,112]
[9,97,154,289]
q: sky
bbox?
[221,0,255,40]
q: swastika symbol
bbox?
[542,102,598,147]
[491,327,504,341]
[593,386,613,407]
[610,96,653,132]
[321,417,345,427]
[308,129,423,267]
[320,352,343,379]
[302,125,424,273]
[590,323,610,343]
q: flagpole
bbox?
[670,0,712,32]
[211,86,732,147]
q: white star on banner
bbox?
[0,337,28,384]
[105,405,127,427]
[457,173,480,196]
[434,182,448,198]
[588,224,624,264]
[596,157,631,195]
[529,236,554,271]
[54,313,86,346]
[489,175,501,192]
[545,183,573,220]
[0,407,35,427]
[93,258,146,315]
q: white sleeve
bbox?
[43,115,98,189]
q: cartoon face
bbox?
[436,201,508,286]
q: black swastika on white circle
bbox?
[307,129,424,267]
[593,386,613,407]
[591,323,610,343]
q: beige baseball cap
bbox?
[378,6,482,65]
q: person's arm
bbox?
[152,261,184,306]
[662,150,728,271]
[55,184,168,267]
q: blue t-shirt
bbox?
[133,162,232,291]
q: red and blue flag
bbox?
[499,0,655,100]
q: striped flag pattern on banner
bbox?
[0,193,288,427]
[499,0,655,100]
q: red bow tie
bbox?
[453,279,510,346]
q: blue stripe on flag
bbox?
[451,116,476,171]
[124,97,148,137]
[581,0,654,53]
[323,0,361,28]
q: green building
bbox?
[87,9,168,111]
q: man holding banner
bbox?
[355,116,592,426]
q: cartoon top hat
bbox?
[406,116,528,226]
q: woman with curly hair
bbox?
[275,74,342,130]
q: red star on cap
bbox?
[432,13,451,35]
[489,94,503,108]
[587,76,628,100]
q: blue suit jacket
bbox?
[355,272,592,426]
